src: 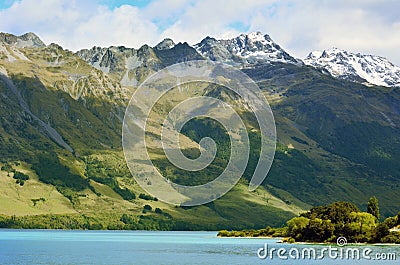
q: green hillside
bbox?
[0,34,399,230]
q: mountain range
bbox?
[0,31,399,230]
[74,31,400,88]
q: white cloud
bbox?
[0,0,160,50]
[0,0,399,65]
[159,0,272,44]
[246,1,400,64]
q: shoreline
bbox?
[217,235,400,246]
[217,235,275,239]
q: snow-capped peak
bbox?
[195,32,299,65]
[242,31,269,43]
[304,48,400,87]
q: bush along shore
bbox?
[218,198,400,244]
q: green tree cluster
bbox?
[219,198,400,244]
[84,156,136,200]
[32,153,89,191]
[13,171,29,186]
[286,198,399,243]
[1,163,15,173]
[139,193,158,201]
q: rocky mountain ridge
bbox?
[194,31,300,65]
[304,47,400,87]
[2,32,400,87]
[0,32,45,48]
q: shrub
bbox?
[381,233,400,244]
[13,171,30,186]
[217,230,229,237]
[139,193,156,201]
[143,204,152,213]
[1,163,15,173]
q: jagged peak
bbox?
[193,31,299,64]
[239,31,271,42]
[204,36,217,41]
[0,32,45,48]
[155,38,175,50]
[306,48,391,62]
[20,32,41,40]
[197,36,218,45]
[176,41,190,47]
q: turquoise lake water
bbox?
[0,230,398,264]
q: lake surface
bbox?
[0,230,398,264]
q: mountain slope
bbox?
[242,62,400,216]
[0,31,399,229]
[304,48,400,87]
[0,33,302,229]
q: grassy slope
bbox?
[244,63,400,217]
[1,44,399,229]
[0,162,76,216]
[0,160,301,228]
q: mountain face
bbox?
[76,45,160,87]
[76,32,300,86]
[76,41,202,86]
[0,32,400,230]
[155,38,175,50]
[304,48,400,87]
[195,31,300,65]
[0,32,45,48]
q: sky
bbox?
[0,0,399,65]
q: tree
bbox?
[287,216,309,241]
[367,196,380,221]
[346,212,376,242]
[374,223,389,242]
[302,218,334,242]
[303,201,360,224]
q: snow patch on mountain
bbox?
[304,48,400,87]
[195,31,300,65]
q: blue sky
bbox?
[98,0,152,9]
[0,0,13,9]
[0,0,399,65]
